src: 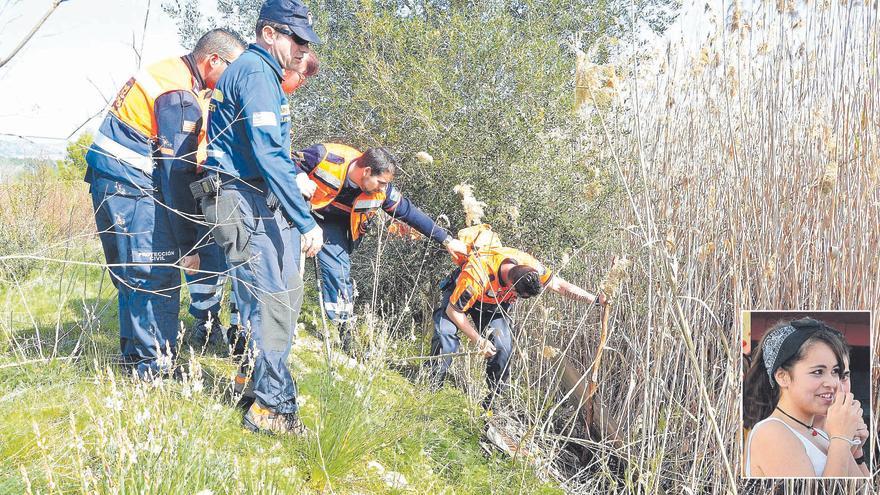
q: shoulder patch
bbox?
[252,112,277,127]
[325,152,345,164]
[212,89,224,103]
[111,77,136,112]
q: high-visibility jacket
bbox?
[449,246,554,312]
[306,143,400,241]
[86,56,209,188]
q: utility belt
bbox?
[189,174,280,212]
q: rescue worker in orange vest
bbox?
[431,246,606,410]
[294,143,468,352]
[84,29,246,380]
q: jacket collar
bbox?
[248,43,284,81]
[181,54,206,91]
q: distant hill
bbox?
[0,137,65,182]
[0,136,66,160]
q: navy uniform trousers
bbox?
[430,282,514,404]
[289,219,357,347]
[90,172,180,377]
[184,229,239,327]
[202,184,303,414]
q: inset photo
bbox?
[741,311,872,478]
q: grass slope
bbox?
[0,250,560,494]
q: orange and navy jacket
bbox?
[84,55,210,253]
[449,247,553,312]
[295,143,451,243]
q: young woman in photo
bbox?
[743,318,866,477]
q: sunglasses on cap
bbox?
[274,25,309,46]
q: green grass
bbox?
[0,245,561,494]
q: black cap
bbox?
[258,0,320,44]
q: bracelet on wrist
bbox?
[829,435,861,447]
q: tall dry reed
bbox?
[433,2,879,493]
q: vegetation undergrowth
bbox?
[0,243,560,494]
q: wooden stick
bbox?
[391,349,484,363]
[583,300,610,432]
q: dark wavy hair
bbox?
[358,147,398,176]
[508,265,542,298]
[742,318,849,429]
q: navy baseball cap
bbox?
[258,0,320,44]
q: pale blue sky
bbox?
[0,0,706,157]
[0,0,216,153]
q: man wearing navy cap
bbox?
[198,0,322,435]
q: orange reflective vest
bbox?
[92,57,209,176]
[450,247,554,312]
[307,143,398,241]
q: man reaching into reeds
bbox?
[429,245,606,410]
[289,143,468,354]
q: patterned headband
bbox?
[761,325,796,386]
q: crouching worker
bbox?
[430,245,605,410]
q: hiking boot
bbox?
[233,370,255,398]
[190,317,226,350]
[338,324,355,357]
[481,386,510,413]
[133,359,173,382]
[242,400,307,436]
[226,324,248,359]
[232,369,256,409]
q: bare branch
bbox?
[0,0,69,70]
[132,0,151,69]
[130,31,140,68]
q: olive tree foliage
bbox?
[57,132,93,182]
[164,0,678,319]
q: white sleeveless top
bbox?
[746,417,827,477]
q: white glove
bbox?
[301,223,324,257]
[296,172,317,199]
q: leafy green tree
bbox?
[56,132,93,182]
[166,0,678,313]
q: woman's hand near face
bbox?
[824,382,861,439]
[852,417,868,452]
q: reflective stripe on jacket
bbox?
[86,56,208,186]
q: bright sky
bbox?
[0,0,219,153]
[0,0,707,157]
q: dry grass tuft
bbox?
[453,183,487,226]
